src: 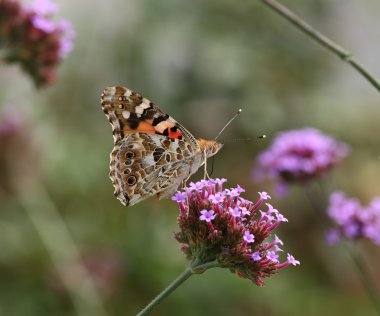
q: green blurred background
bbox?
[1,0,380,315]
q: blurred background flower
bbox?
[0,0,74,87]
[327,192,380,245]
[253,128,349,196]
[1,0,380,315]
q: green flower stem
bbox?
[136,260,220,316]
[259,0,380,92]
[191,260,221,273]
[345,244,380,315]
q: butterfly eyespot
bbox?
[125,159,133,166]
[176,154,181,160]
[126,151,135,159]
[165,154,171,162]
[123,168,131,175]
[127,175,137,185]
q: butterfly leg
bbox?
[183,174,192,187]
[203,152,211,180]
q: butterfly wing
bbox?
[101,86,199,147]
[110,133,200,206]
[102,86,203,207]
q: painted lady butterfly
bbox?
[101,86,223,207]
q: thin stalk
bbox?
[303,184,327,228]
[136,268,192,316]
[259,0,380,92]
[136,260,220,316]
[17,184,107,316]
[345,244,380,315]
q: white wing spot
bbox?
[156,121,172,133]
[135,105,144,115]
[140,99,151,109]
[122,111,130,119]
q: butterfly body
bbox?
[101,86,222,207]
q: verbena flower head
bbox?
[326,192,380,245]
[0,0,75,87]
[253,128,349,195]
[173,179,299,286]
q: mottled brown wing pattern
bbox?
[101,86,201,206]
[101,86,222,207]
[110,133,201,206]
[101,86,198,146]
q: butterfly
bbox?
[101,86,223,207]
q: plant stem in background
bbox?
[259,0,380,92]
[18,184,107,316]
[137,261,220,316]
[345,243,380,315]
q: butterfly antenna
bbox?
[214,109,242,141]
[209,109,242,177]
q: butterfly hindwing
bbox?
[110,133,196,206]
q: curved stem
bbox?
[259,0,380,92]
[136,268,193,316]
[136,260,220,316]
[191,260,221,273]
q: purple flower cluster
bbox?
[253,128,349,195]
[326,192,380,245]
[172,179,299,286]
[0,0,74,87]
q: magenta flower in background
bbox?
[173,179,299,286]
[0,0,75,87]
[326,192,380,245]
[253,128,349,195]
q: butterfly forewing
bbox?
[102,86,206,207]
[101,86,198,148]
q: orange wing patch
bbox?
[101,86,183,143]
